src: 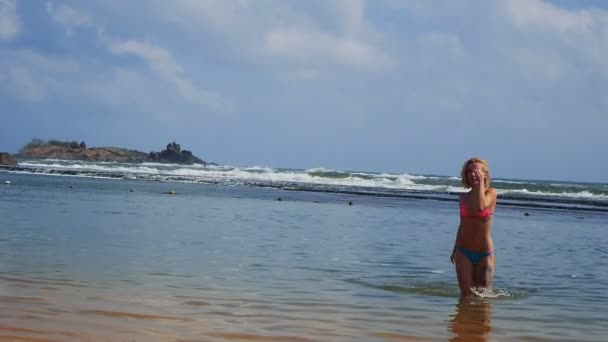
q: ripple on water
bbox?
[345,277,534,299]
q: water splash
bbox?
[346,277,530,299]
[470,287,513,299]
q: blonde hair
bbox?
[461,157,490,189]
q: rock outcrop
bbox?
[17,140,208,165]
[0,153,18,166]
[148,142,204,164]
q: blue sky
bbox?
[1,0,607,182]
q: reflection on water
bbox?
[449,298,492,342]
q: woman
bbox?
[450,157,497,297]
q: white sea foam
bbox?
[499,189,608,200]
[242,166,274,172]
[12,159,608,201]
[493,179,528,185]
[140,161,206,168]
[376,172,427,180]
[446,186,468,193]
[306,167,333,173]
[17,160,443,191]
[20,162,67,168]
[20,161,162,174]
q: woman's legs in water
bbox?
[473,254,495,290]
[454,251,474,297]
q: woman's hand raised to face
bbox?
[472,169,484,187]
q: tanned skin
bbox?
[450,162,497,298]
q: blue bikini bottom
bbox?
[457,247,493,264]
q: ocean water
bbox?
[1,163,607,341]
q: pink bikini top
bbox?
[460,200,492,218]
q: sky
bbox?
[0,0,607,182]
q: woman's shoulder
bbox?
[486,187,498,197]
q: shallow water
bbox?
[0,173,607,341]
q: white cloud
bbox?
[384,0,453,17]
[46,1,92,36]
[0,48,199,122]
[159,0,394,76]
[41,1,234,114]
[1,2,233,115]
[511,47,567,82]
[264,28,394,71]
[0,49,106,104]
[277,69,320,81]
[0,0,19,40]
[331,0,366,34]
[107,40,233,113]
[108,40,182,80]
[0,49,76,103]
[503,0,608,78]
[418,32,464,58]
[159,0,272,41]
[6,66,46,102]
[505,0,594,34]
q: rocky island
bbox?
[14,139,208,165]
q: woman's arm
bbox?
[470,170,497,211]
[451,223,462,264]
[470,186,496,211]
